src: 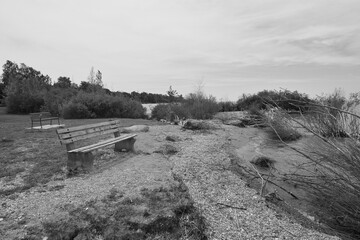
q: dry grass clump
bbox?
[304,104,359,138]
[250,156,275,169]
[264,109,301,141]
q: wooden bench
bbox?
[30,112,60,129]
[56,120,137,172]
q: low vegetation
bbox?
[263,91,360,239]
[151,90,220,121]
[0,113,159,197]
[27,183,207,240]
[264,109,302,141]
[236,89,311,112]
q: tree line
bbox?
[0,60,182,117]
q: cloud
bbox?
[0,0,359,99]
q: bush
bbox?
[42,87,77,116]
[219,101,237,112]
[300,90,359,138]
[236,90,311,112]
[151,104,171,120]
[151,90,221,121]
[6,93,44,114]
[265,109,301,141]
[62,92,146,119]
[184,92,220,119]
[62,102,94,119]
[170,103,191,120]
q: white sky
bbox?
[1,0,359,100]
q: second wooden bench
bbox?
[56,120,137,172]
[30,112,60,129]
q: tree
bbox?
[0,83,5,103]
[95,70,103,87]
[87,67,103,87]
[2,61,52,113]
[87,67,96,84]
[1,60,19,86]
[167,86,179,103]
[54,76,71,88]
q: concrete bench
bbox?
[30,112,60,129]
[56,120,136,172]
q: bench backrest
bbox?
[30,112,53,120]
[56,120,121,146]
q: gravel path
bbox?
[170,125,339,240]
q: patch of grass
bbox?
[26,180,207,240]
[0,166,25,179]
[154,144,179,155]
[0,111,163,196]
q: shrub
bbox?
[62,102,94,119]
[62,92,146,119]
[265,109,301,141]
[151,90,220,121]
[151,104,171,120]
[299,90,359,138]
[236,90,311,112]
[184,92,220,119]
[42,87,77,116]
[6,93,45,114]
[219,101,237,112]
[170,103,191,120]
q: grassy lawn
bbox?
[0,107,162,197]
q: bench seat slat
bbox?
[59,128,121,145]
[59,124,120,140]
[32,117,59,121]
[57,120,120,134]
[68,134,137,153]
[80,134,137,153]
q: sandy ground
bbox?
[1,122,340,239]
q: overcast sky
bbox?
[1,0,359,100]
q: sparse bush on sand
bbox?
[184,91,220,119]
[265,109,301,141]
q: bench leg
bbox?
[114,137,136,152]
[67,152,94,172]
